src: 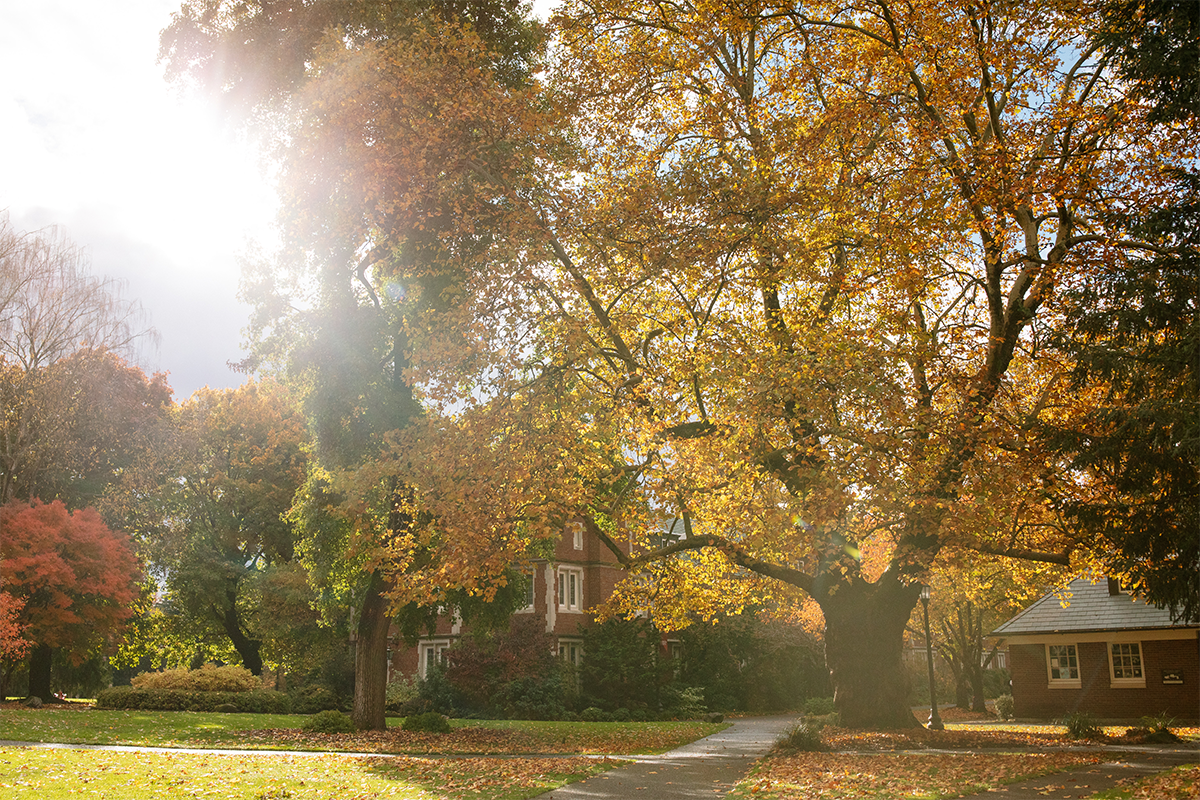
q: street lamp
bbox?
[920,585,944,730]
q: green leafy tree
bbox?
[1041,0,1199,621]
[162,0,545,730]
[144,380,308,675]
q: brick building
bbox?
[991,577,1199,721]
[387,521,632,679]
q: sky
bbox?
[0,0,277,400]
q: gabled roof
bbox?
[991,577,1198,637]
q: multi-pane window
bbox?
[557,567,582,612]
[570,521,584,551]
[558,639,582,666]
[1047,644,1079,681]
[420,640,450,677]
[1110,642,1143,680]
[518,569,536,613]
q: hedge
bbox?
[96,686,291,714]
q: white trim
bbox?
[418,639,451,678]
[516,566,537,614]
[1108,641,1146,688]
[1046,643,1081,689]
[557,566,583,613]
[1002,628,1197,646]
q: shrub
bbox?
[1060,712,1103,740]
[661,685,707,719]
[384,675,419,715]
[774,720,828,753]
[492,673,569,720]
[803,696,837,716]
[131,664,259,693]
[579,706,608,722]
[994,694,1015,721]
[302,710,354,734]
[580,617,670,712]
[402,711,452,733]
[1124,714,1182,743]
[214,703,239,713]
[443,617,558,715]
[290,685,341,715]
[96,686,290,714]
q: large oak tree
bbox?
[163,0,1190,728]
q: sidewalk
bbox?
[537,714,800,799]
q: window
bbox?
[517,569,536,613]
[1110,642,1145,686]
[419,640,451,677]
[570,521,584,550]
[1047,643,1080,687]
[557,567,582,612]
[558,639,582,666]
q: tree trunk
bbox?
[0,660,18,700]
[352,573,390,731]
[218,596,264,676]
[820,578,922,728]
[969,662,987,712]
[27,643,52,700]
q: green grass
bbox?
[0,746,613,799]
[0,709,722,755]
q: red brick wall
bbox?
[1010,636,1199,721]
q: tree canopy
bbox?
[0,499,141,699]
[164,0,1194,728]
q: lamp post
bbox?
[920,585,944,730]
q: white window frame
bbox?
[517,568,537,614]
[1046,642,1084,690]
[557,566,583,612]
[1046,643,1081,688]
[419,639,451,678]
[570,521,584,551]
[1108,641,1146,688]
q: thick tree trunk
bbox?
[218,596,264,676]
[27,643,52,700]
[352,573,390,731]
[820,578,922,728]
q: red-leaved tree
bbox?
[0,499,141,699]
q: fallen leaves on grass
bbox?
[366,755,622,798]
[228,721,717,755]
[1114,764,1200,800]
[738,752,1109,800]
[820,724,1200,751]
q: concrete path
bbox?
[536,714,800,799]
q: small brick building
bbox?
[991,577,1199,721]
[387,521,631,679]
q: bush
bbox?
[289,685,341,715]
[1059,712,1103,740]
[579,706,608,722]
[803,696,837,716]
[131,664,259,693]
[661,685,707,719]
[402,711,452,733]
[994,693,1015,721]
[96,686,291,714]
[580,618,670,712]
[774,720,828,753]
[492,673,570,720]
[1123,714,1181,744]
[302,710,355,734]
[385,675,419,715]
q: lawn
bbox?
[0,746,616,799]
[733,751,1116,800]
[0,708,724,755]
